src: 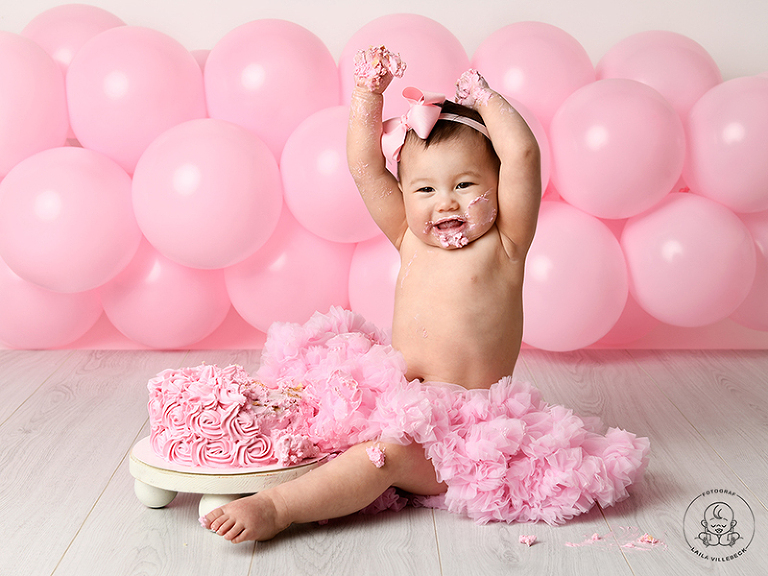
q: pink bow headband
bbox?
[381,87,490,165]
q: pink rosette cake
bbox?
[147,363,319,469]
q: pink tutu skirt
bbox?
[256,307,650,525]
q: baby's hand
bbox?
[354,46,406,94]
[455,69,493,108]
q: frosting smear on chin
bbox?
[424,191,497,249]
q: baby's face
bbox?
[398,135,499,249]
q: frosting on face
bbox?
[422,189,497,249]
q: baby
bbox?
[348,49,541,390]
[203,46,648,542]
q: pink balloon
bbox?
[685,76,768,213]
[596,217,660,345]
[596,30,722,119]
[523,201,628,351]
[0,32,68,179]
[621,193,756,327]
[339,14,470,119]
[191,49,209,71]
[0,255,102,349]
[100,241,231,349]
[225,209,354,333]
[597,293,660,346]
[21,4,125,73]
[471,22,594,130]
[282,106,380,243]
[205,19,339,159]
[67,26,206,173]
[550,79,685,219]
[348,234,400,329]
[132,119,283,269]
[731,210,768,330]
[0,147,141,293]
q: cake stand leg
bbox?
[134,479,177,508]
[198,493,248,518]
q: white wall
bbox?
[1,0,767,79]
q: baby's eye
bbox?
[456,182,474,190]
[417,186,434,193]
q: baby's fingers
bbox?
[354,45,406,93]
[456,69,492,108]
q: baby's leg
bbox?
[204,440,445,543]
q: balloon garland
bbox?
[1,7,767,350]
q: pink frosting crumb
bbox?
[519,534,537,547]
[366,444,386,468]
[639,533,660,545]
[565,528,664,550]
[455,69,493,108]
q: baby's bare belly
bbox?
[392,229,525,389]
[392,297,523,389]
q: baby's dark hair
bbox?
[399,100,500,176]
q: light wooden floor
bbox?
[1,348,767,576]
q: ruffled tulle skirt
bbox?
[256,307,650,525]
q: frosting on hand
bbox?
[354,45,406,93]
[455,69,493,108]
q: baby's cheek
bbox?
[467,192,498,231]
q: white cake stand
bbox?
[129,437,325,517]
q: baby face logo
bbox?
[684,490,755,562]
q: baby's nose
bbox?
[436,191,460,210]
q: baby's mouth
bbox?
[433,217,466,232]
[428,217,470,248]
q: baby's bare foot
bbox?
[203,492,288,543]
[354,45,406,93]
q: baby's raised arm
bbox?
[347,47,408,248]
[456,70,542,255]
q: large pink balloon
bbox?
[523,201,628,351]
[205,19,339,159]
[471,22,594,130]
[730,210,768,330]
[225,210,354,333]
[67,26,206,173]
[597,293,660,346]
[596,217,660,345]
[0,32,68,179]
[621,193,756,327]
[339,14,470,120]
[596,30,722,120]
[100,241,231,349]
[0,147,141,293]
[348,234,400,329]
[21,4,124,73]
[684,76,768,213]
[132,119,283,269]
[550,79,685,219]
[282,106,380,243]
[0,256,102,349]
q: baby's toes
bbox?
[204,507,226,531]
